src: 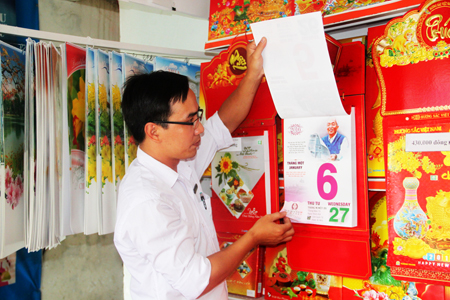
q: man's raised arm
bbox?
[218,37,267,133]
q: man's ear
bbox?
[144,122,160,142]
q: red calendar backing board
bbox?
[285,42,370,279]
[334,42,365,97]
[201,37,279,233]
[285,94,371,279]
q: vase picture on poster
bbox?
[211,136,265,219]
[386,122,450,273]
[282,112,357,227]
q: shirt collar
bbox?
[329,134,336,143]
[136,147,193,188]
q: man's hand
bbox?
[218,37,267,133]
[202,211,294,297]
[246,37,267,82]
[330,154,338,161]
[248,211,294,246]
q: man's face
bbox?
[326,119,339,138]
[159,89,204,162]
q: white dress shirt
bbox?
[114,112,233,300]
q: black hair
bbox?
[121,71,189,144]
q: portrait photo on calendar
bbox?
[306,117,350,162]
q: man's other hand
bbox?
[248,211,294,246]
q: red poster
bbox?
[385,117,450,283]
[366,25,386,178]
[264,243,343,300]
[373,0,450,117]
[371,0,450,284]
[207,0,295,48]
[217,233,264,298]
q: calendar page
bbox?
[282,112,357,227]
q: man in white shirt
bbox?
[114,38,294,300]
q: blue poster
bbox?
[0,0,39,46]
[0,248,42,300]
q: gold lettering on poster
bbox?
[425,14,450,42]
[230,50,247,71]
[442,171,450,180]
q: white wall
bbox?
[119,1,209,54]
[39,0,120,41]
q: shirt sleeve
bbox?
[192,112,233,178]
[126,199,211,299]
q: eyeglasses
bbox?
[151,108,203,129]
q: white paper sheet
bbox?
[250,12,347,119]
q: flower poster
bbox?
[49,43,63,247]
[24,39,36,247]
[96,50,115,235]
[110,52,125,193]
[154,57,200,104]
[282,113,357,227]
[122,54,153,167]
[0,41,26,258]
[65,42,86,234]
[211,136,265,219]
[84,48,99,235]
[386,121,450,276]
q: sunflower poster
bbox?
[96,50,115,235]
[110,52,125,194]
[211,136,265,219]
[0,41,26,258]
[84,47,99,235]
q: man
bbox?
[321,118,348,161]
[114,38,294,300]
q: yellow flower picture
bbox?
[219,156,232,174]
